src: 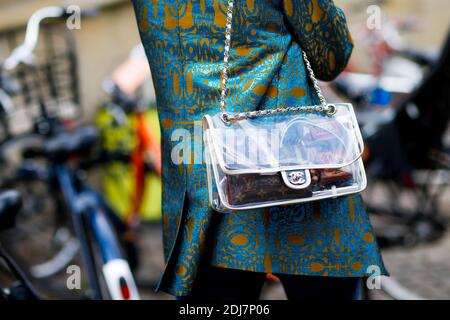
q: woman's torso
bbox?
[132,0,386,297]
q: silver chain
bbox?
[219,0,336,122]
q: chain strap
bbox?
[219,0,336,123]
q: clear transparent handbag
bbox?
[203,0,367,212]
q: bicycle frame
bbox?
[15,160,140,300]
[0,6,138,300]
[54,164,140,300]
[0,244,41,300]
[0,190,41,300]
[99,44,162,226]
[127,111,161,225]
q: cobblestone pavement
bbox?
[136,221,450,300]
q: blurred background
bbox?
[0,0,449,300]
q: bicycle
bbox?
[329,22,450,300]
[0,189,41,300]
[0,5,82,287]
[97,44,161,228]
[0,6,140,300]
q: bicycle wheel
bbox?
[363,174,450,300]
[364,175,446,247]
[0,135,79,281]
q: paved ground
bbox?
[2,210,448,300]
[371,230,450,300]
[3,191,448,300]
[135,219,450,300]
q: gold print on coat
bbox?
[246,0,255,13]
[138,3,148,33]
[163,4,177,31]
[179,1,194,30]
[311,0,324,23]
[284,0,293,16]
[213,0,227,29]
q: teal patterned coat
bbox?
[132,0,387,297]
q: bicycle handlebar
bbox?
[3,7,67,70]
[2,6,97,71]
[0,6,97,116]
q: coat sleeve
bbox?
[281,0,354,81]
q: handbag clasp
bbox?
[281,169,312,190]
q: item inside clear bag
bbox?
[205,129,367,212]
